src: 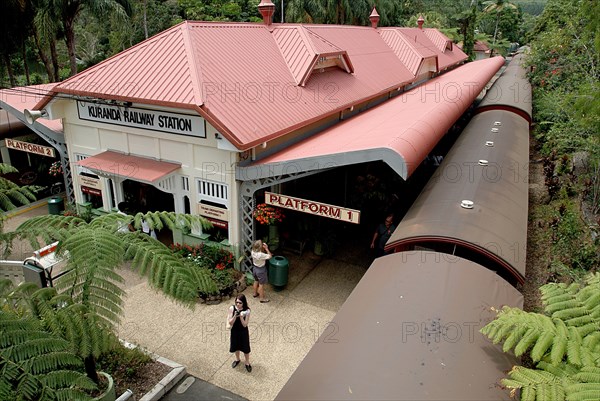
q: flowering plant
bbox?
[253,203,285,225]
[48,161,62,177]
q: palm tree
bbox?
[482,0,517,51]
[37,0,133,76]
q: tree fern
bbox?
[481,273,600,400]
[0,284,97,400]
[125,234,218,304]
[3,211,216,385]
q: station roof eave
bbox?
[238,56,504,182]
[0,84,63,141]
[77,150,181,184]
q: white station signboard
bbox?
[77,101,206,138]
[265,192,360,224]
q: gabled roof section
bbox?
[272,25,354,86]
[397,28,467,71]
[43,22,205,108]
[424,28,453,52]
[378,28,435,75]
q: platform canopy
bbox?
[77,150,181,184]
[239,56,504,182]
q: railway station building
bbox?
[0,2,504,268]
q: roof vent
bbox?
[460,200,474,209]
[417,15,425,30]
[494,121,502,126]
[485,141,494,147]
[491,127,499,133]
[478,159,489,166]
[258,0,275,26]
[369,8,380,28]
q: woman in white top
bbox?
[250,240,271,303]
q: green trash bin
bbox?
[268,256,289,291]
[48,196,64,215]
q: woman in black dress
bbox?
[228,294,252,372]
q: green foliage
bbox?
[170,242,238,295]
[0,163,41,213]
[7,211,215,311]
[97,343,152,381]
[527,0,600,157]
[481,273,600,400]
[0,280,97,401]
[1,210,214,390]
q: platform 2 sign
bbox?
[265,192,360,224]
[5,138,55,157]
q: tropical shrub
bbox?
[170,243,239,297]
[481,273,600,400]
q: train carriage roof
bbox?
[385,108,530,284]
[275,251,523,400]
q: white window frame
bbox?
[196,178,229,208]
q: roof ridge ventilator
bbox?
[460,200,474,209]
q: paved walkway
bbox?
[2,199,371,400]
[118,244,370,400]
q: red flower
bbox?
[253,203,285,225]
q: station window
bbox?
[196,179,229,241]
[196,178,228,207]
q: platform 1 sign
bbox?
[265,192,360,224]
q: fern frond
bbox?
[572,367,600,383]
[567,326,583,366]
[515,327,541,357]
[507,365,560,385]
[536,382,566,401]
[532,332,556,362]
[503,324,529,352]
[565,384,600,401]
[582,331,600,351]
[519,386,536,401]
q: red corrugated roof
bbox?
[35,21,421,150]
[248,57,504,180]
[33,21,470,151]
